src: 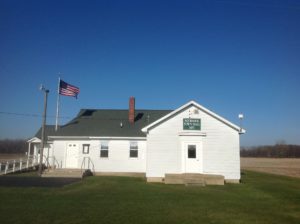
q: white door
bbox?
[184,142,202,173]
[65,143,79,168]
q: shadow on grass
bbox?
[0,174,81,188]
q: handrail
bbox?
[41,156,61,170]
[43,155,51,168]
[52,156,60,169]
[0,155,39,175]
[81,157,95,175]
[1,156,33,164]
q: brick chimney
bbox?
[129,97,135,124]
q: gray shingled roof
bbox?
[34,125,56,139]
[46,109,172,138]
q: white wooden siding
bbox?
[146,105,240,180]
[33,143,53,164]
[52,140,68,168]
[50,103,241,180]
[52,139,146,173]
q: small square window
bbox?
[100,150,108,158]
[188,145,196,158]
[101,141,109,150]
[130,142,138,150]
[130,150,138,158]
[82,144,90,154]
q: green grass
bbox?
[0,171,300,224]
[7,170,40,176]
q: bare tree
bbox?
[240,144,300,158]
[0,139,27,154]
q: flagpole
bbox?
[55,77,61,131]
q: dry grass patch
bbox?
[241,158,300,178]
[0,154,26,162]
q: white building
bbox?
[28,98,245,184]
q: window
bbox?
[188,145,196,158]
[129,141,138,158]
[100,141,109,158]
[82,144,90,154]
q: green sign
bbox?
[183,118,201,130]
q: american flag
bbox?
[59,79,80,98]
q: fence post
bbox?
[12,160,16,172]
[5,161,9,174]
[20,159,22,171]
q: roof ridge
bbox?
[79,108,173,111]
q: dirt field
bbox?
[241,157,300,178]
[0,154,27,163]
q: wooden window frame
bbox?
[82,144,90,154]
[129,141,138,158]
[100,141,109,158]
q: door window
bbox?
[188,145,196,158]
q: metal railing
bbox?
[52,156,61,169]
[81,157,95,175]
[43,155,51,168]
[43,156,61,169]
[0,155,39,175]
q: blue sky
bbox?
[0,0,299,146]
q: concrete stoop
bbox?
[94,172,146,178]
[42,168,83,178]
[164,173,224,186]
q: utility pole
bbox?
[238,113,244,133]
[38,85,49,176]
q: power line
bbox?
[0,111,167,122]
[0,111,71,119]
[215,0,300,10]
[0,111,132,121]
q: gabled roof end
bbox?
[142,100,245,133]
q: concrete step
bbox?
[164,174,185,184]
[185,182,206,187]
[42,169,83,178]
[165,173,205,185]
[203,174,224,185]
[46,168,81,173]
[42,173,82,178]
[165,173,224,186]
[184,173,205,185]
[183,173,205,186]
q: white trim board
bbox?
[48,136,147,140]
[142,100,246,134]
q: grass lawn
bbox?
[0,171,300,224]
